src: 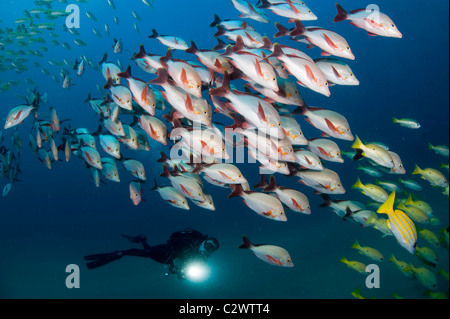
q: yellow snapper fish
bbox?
[377,191,417,254]
[152,179,190,211]
[392,118,421,129]
[388,255,414,278]
[239,236,294,267]
[412,164,448,188]
[148,29,189,51]
[118,65,156,116]
[296,106,354,141]
[160,49,202,98]
[404,264,438,291]
[351,241,384,262]
[415,246,439,267]
[333,3,403,38]
[228,184,287,222]
[397,202,430,225]
[314,58,359,86]
[429,144,449,157]
[339,257,367,274]
[418,229,441,248]
[263,175,311,214]
[289,20,355,60]
[308,138,344,163]
[352,136,394,168]
[405,198,429,214]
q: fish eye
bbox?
[346,46,350,50]
[325,83,329,86]
[272,77,276,81]
[278,122,281,126]
[338,183,342,187]
[391,24,396,28]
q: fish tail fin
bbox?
[405,194,414,206]
[151,178,159,191]
[397,202,406,210]
[428,143,434,150]
[268,43,285,59]
[209,72,231,97]
[258,0,271,9]
[352,240,361,249]
[214,26,226,38]
[157,151,168,163]
[149,68,169,86]
[339,257,348,264]
[84,93,92,103]
[232,36,245,52]
[352,136,364,150]
[212,37,227,51]
[98,53,108,66]
[274,23,289,38]
[159,164,172,178]
[333,2,349,23]
[366,215,376,225]
[148,29,159,39]
[352,178,364,189]
[263,175,278,192]
[262,36,273,50]
[210,14,222,28]
[388,255,396,262]
[292,105,308,116]
[228,184,245,199]
[103,77,114,90]
[412,164,422,175]
[290,20,306,37]
[185,40,199,54]
[254,174,268,189]
[133,44,147,60]
[377,191,396,215]
[239,235,253,249]
[117,65,132,79]
[319,194,332,207]
[392,118,399,123]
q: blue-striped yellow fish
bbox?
[377,191,417,254]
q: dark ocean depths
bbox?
[0,0,448,299]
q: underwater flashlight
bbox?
[184,262,210,282]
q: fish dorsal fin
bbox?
[255,58,263,77]
[180,68,188,85]
[377,191,396,215]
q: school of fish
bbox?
[0,0,448,299]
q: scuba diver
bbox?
[84,229,219,280]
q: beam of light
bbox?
[185,262,210,282]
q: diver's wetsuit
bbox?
[84,229,219,279]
